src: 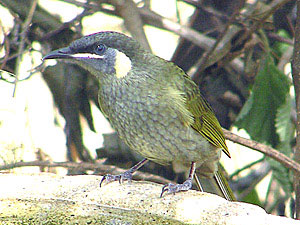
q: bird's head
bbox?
[43,31,147,80]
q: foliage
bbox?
[0,0,298,218]
[236,55,291,146]
[236,38,294,206]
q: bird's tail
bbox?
[194,164,236,201]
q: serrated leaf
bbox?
[275,95,294,144]
[270,95,294,194]
[235,55,290,146]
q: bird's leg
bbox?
[160,162,196,197]
[100,158,149,187]
[194,173,204,192]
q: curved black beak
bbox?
[43,47,73,60]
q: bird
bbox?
[43,31,235,200]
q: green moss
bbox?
[0,199,184,225]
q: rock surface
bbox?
[0,173,298,224]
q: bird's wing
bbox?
[181,74,230,158]
[97,86,109,119]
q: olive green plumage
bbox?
[43,31,232,198]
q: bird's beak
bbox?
[43,47,105,61]
[43,47,73,60]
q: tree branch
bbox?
[55,0,244,73]
[0,160,172,185]
[110,0,151,52]
[223,129,300,174]
[12,0,37,96]
[219,0,293,67]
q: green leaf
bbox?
[236,54,293,195]
[270,95,294,194]
[235,55,290,146]
[235,94,253,121]
[275,95,294,145]
[241,188,263,208]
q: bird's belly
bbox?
[105,93,220,166]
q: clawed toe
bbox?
[160,178,193,197]
[160,183,173,198]
[100,174,118,187]
[99,171,133,187]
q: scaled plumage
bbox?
[43,31,234,200]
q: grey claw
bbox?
[160,178,193,197]
[160,183,171,197]
[99,172,132,188]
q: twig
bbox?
[190,1,243,80]
[111,0,151,52]
[139,7,244,74]
[238,165,271,200]
[0,69,16,83]
[0,160,173,185]
[12,0,37,97]
[0,21,10,70]
[223,129,300,174]
[56,0,244,73]
[39,6,91,42]
[291,0,300,219]
[267,32,294,46]
[230,157,265,179]
[0,52,23,64]
[221,0,293,66]
[181,0,231,23]
[248,0,292,36]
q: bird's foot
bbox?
[99,170,133,187]
[99,159,149,188]
[160,178,193,197]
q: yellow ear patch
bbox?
[115,50,132,79]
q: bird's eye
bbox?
[94,44,106,55]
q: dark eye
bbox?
[94,44,106,55]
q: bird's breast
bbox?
[99,80,219,166]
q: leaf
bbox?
[235,94,253,121]
[235,55,290,146]
[242,188,263,208]
[270,95,294,194]
[275,95,294,145]
[236,54,293,195]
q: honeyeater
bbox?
[43,31,235,200]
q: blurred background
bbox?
[0,0,297,217]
